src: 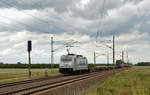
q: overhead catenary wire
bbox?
[23,0,68,33]
[0,0,48,32]
[0,0,49,25]
[0,15,44,32]
[96,0,107,42]
[50,38,80,54]
[0,0,122,64]
[0,21,13,31]
[22,0,44,9]
[0,0,66,33]
[18,0,51,24]
[0,15,23,31]
[99,0,106,37]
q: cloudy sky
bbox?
[0,0,150,64]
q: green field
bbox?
[0,68,60,84]
[82,66,150,95]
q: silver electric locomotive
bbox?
[59,54,89,74]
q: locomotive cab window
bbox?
[61,58,72,62]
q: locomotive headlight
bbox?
[60,62,73,68]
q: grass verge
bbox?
[82,66,150,95]
[0,68,60,84]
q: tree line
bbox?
[135,62,150,66]
[0,63,59,68]
[0,63,96,68]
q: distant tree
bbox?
[0,63,59,68]
[135,62,150,66]
[0,62,3,64]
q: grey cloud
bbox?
[0,0,149,38]
[0,0,150,63]
[0,0,77,11]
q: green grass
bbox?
[0,68,60,84]
[82,66,150,95]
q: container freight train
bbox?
[59,54,130,75]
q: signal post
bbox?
[27,40,32,78]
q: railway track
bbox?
[0,75,63,88]
[0,71,102,95]
[0,68,125,95]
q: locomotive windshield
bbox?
[61,57,72,62]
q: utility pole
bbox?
[107,53,109,66]
[94,50,96,67]
[27,40,32,78]
[127,52,129,64]
[112,35,115,74]
[113,35,115,66]
[122,51,124,62]
[51,37,54,74]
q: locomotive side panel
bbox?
[75,57,88,71]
